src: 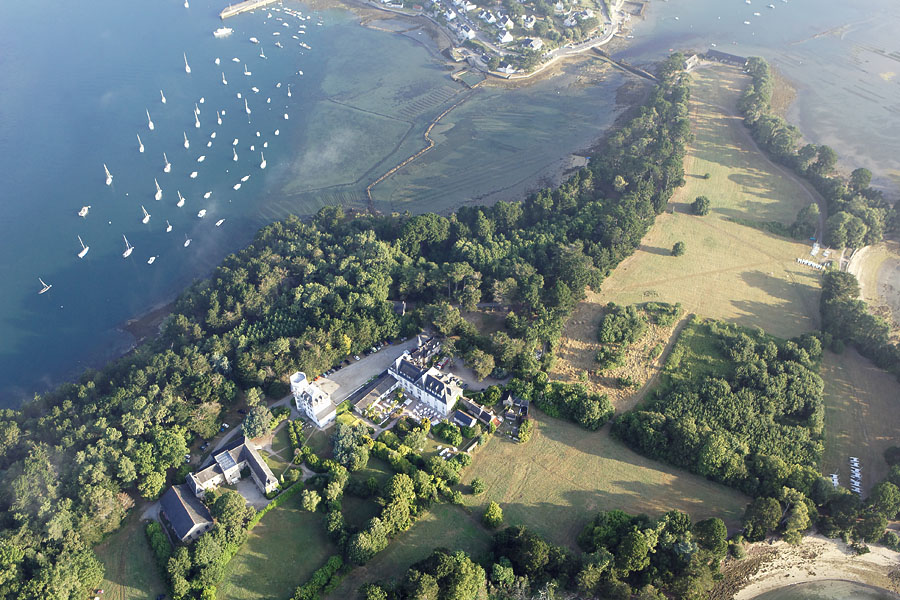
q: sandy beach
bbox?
[713,534,900,600]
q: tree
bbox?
[693,517,727,558]
[692,196,710,216]
[868,481,900,519]
[850,167,872,192]
[242,405,273,439]
[483,501,504,528]
[791,203,819,239]
[856,511,888,543]
[471,478,486,495]
[742,497,781,541]
[672,241,686,257]
[301,489,321,512]
[466,348,495,381]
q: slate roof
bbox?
[453,410,477,428]
[160,484,213,541]
[396,359,424,384]
[240,442,277,490]
[349,372,398,412]
[460,398,500,427]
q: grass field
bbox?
[219,490,337,600]
[325,503,493,599]
[94,510,166,600]
[590,66,822,339]
[820,349,900,495]
[461,412,748,549]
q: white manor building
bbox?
[388,351,463,417]
[186,436,279,499]
[291,371,337,428]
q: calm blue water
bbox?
[1,0,898,404]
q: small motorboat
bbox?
[190,171,198,178]
[166,219,173,232]
[215,219,225,227]
[78,205,91,217]
[148,256,157,264]
[197,209,207,218]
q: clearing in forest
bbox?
[94,511,166,600]
[820,349,900,495]
[460,411,748,549]
[591,65,822,338]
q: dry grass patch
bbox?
[820,349,900,494]
[462,413,749,549]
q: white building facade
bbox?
[291,371,337,428]
[387,352,462,417]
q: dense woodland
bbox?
[0,54,693,599]
[738,57,897,248]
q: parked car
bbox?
[354,355,361,361]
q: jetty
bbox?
[220,0,278,19]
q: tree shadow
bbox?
[637,244,673,257]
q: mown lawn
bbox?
[94,510,167,600]
[219,489,337,600]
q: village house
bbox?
[459,397,502,429]
[498,15,515,29]
[563,14,578,27]
[524,37,544,50]
[160,484,213,543]
[457,24,476,40]
[388,351,462,417]
[497,30,514,44]
[479,9,496,23]
[461,0,477,12]
[444,7,457,20]
[453,410,478,429]
[290,371,336,428]
[186,436,279,498]
[554,0,565,13]
[522,14,537,29]
[498,62,518,74]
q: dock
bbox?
[220,0,278,19]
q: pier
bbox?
[220,0,278,19]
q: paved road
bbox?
[317,337,421,404]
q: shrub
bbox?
[518,419,534,443]
[672,241,686,256]
[598,304,648,345]
[301,489,321,512]
[483,501,504,528]
[595,345,626,371]
[145,521,171,572]
[471,478,486,495]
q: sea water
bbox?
[751,580,898,600]
[0,0,630,403]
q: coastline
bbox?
[121,300,175,346]
[713,534,900,600]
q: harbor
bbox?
[220,0,278,20]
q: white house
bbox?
[461,0,477,11]
[563,14,578,27]
[522,14,537,29]
[291,371,337,428]
[444,8,457,20]
[524,37,544,50]
[554,0,565,13]
[497,30,514,44]
[498,15,515,29]
[186,436,279,499]
[498,62,518,74]
[457,24,476,40]
[388,352,462,417]
[479,9,496,23]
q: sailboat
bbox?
[155,178,162,200]
[184,236,192,247]
[160,89,167,104]
[190,171,198,179]
[177,191,185,207]
[197,209,207,218]
[38,278,52,294]
[287,84,292,98]
[76,235,90,258]
[194,102,201,116]
[197,155,206,163]
[166,220,173,232]
[260,48,267,59]
[146,109,154,131]
[204,191,212,199]
[243,64,251,76]
[275,129,280,136]
[244,98,251,115]
[184,0,189,7]
[184,52,191,74]
[283,113,289,120]
[141,205,151,224]
[104,164,113,186]
[241,174,250,182]
[217,111,222,125]
[263,141,268,148]
[194,113,200,129]
[137,134,144,153]
[78,205,91,217]
[215,219,225,227]
[233,183,241,190]
[260,152,267,169]
[122,235,134,258]
[148,256,157,264]
[184,132,190,149]
[222,72,228,85]
[233,138,239,146]
[232,148,238,162]
[210,132,217,139]
[163,152,171,173]
[250,145,255,152]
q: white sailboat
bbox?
[104,164,113,186]
[263,141,268,148]
[217,111,223,125]
[78,205,91,217]
[184,236,192,247]
[287,84,292,98]
[160,89,167,104]
[184,0,189,7]
[237,92,242,99]
[203,191,212,199]
[260,152,266,169]
[122,235,134,258]
[241,174,250,182]
[244,98,251,115]
[251,86,259,93]
[259,48,267,59]
[197,209,207,218]
[184,132,190,149]
[148,256,157,264]
[77,235,90,258]
[250,36,259,44]
[146,109,154,131]
[177,190,185,207]
[250,144,255,151]
[38,278,52,294]
[197,155,206,163]
[141,205,151,224]
[137,134,144,153]
[283,113,289,120]
[166,220,173,232]
[190,171,198,178]
[243,64,251,76]
[215,219,225,227]
[233,148,238,161]
[233,138,239,146]
[194,113,200,129]
[233,183,241,190]
[163,152,171,173]
[155,178,162,200]
[194,102,201,116]
[210,132,217,139]
[222,72,228,85]
[274,129,280,136]
[232,57,240,63]
[184,52,191,74]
